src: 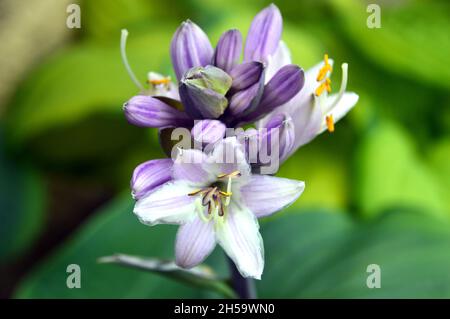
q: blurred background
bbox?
[0,0,449,298]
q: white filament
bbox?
[327,63,348,111]
[120,29,144,91]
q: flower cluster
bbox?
[121,4,358,279]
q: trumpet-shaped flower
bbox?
[131,138,305,279]
[259,50,359,160]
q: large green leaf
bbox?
[330,0,450,89]
[15,194,207,298]
[0,131,46,261]
[258,208,450,298]
[15,188,450,298]
[354,121,447,218]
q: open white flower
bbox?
[260,45,359,159]
[132,137,305,279]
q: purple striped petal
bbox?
[213,29,242,73]
[228,82,261,116]
[175,217,216,268]
[244,4,282,63]
[171,20,214,81]
[262,113,295,163]
[241,175,305,218]
[131,159,173,200]
[242,65,304,122]
[230,62,264,91]
[124,95,191,128]
[191,119,226,145]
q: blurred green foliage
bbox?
[1,0,449,298]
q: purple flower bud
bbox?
[241,65,304,122]
[213,29,242,73]
[191,120,226,145]
[124,95,191,128]
[131,159,173,200]
[244,4,283,62]
[263,113,295,162]
[179,66,232,119]
[229,82,261,116]
[230,62,264,91]
[171,20,214,81]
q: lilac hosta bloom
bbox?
[121,4,304,132]
[191,120,226,146]
[123,95,191,128]
[132,138,305,279]
[259,51,359,160]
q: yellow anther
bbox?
[325,78,331,93]
[326,115,335,133]
[316,54,333,82]
[217,170,241,179]
[219,191,232,197]
[148,77,171,85]
[315,77,332,97]
[188,189,202,196]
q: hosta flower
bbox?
[131,138,305,279]
[259,51,359,160]
[121,4,304,132]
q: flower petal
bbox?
[259,113,295,164]
[124,95,190,128]
[319,92,359,133]
[244,4,282,63]
[191,119,226,145]
[131,159,173,200]
[213,29,242,73]
[228,82,261,116]
[215,202,264,279]
[265,41,291,83]
[171,20,214,81]
[134,180,197,226]
[240,175,305,218]
[242,65,304,122]
[230,62,264,91]
[173,148,214,184]
[175,217,216,268]
[207,137,251,183]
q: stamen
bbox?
[147,77,171,86]
[196,199,212,222]
[224,177,232,206]
[217,171,241,179]
[316,54,333,82]
[327,63,348,111]
[188,188,211,196]
[326,115,335,133]
[219,191,232,197]
[120,29,144,91]
[202,187,217,206]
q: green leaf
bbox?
[258,208,450,298]
[330,0,450,89]
[15,194,215,298]
[0,131,46,261]
[428,138,450,214]
[354,121,446,218]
